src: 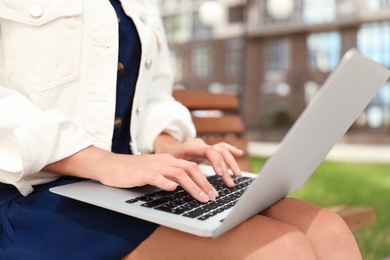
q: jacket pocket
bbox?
[0,0,82,93]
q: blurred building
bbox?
[158,0,390,141]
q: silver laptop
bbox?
[50,49,390,238]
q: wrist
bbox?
[154,132,180,154]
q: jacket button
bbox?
[29,4,44,18]
[145,60,152,69]
[136,107,142,114]
[114,116,122,129]
[140,12,148,23]
[117,62,125,75]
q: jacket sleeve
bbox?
[0,87,92,195]
[135,7,196,154]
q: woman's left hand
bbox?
[154,133,243,187]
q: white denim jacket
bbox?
[0,0,196,195]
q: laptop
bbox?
[50,49,390,238]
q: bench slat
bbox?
[192,115,245,135]
[173,90,239,110]
[329,205,376,231]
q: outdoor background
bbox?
[158,1,390,259]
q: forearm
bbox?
[44,142,217,202]
[42,145,109,182]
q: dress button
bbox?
[114,116,122,129]
[117,62,125,75]
[145,60,152,69]
[29,4,44,18]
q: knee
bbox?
[243,216,316,259]
[311,207,353,239]
[306,207,362,258]
[272,198,354,239]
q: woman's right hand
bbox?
[43,146,218,203]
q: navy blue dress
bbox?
[0,1,159,259]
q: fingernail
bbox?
[200,191,210,202]
[213,187,219,197]
[236,167,242,176]
[228,178,235,187]
[208,189,216,200]
[216,166,222,176]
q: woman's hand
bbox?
[154,133,244,188]
[43,146,218,203]
[43,133,244,203]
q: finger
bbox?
[173,142,227,177]
[203,146,228,177]
[145,172,179,191]
[165,160,218,202]
[168,141,238,187]
[213,142,244,157]
[218,148,242,177]
[145,166,211,203]
[169,168,214,203]
[203,145,241,184]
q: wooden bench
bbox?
[329,205,376,231]
[173,89,376,231]
[173,89,253,172]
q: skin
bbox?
[43,132,362,259]
[126,198,361,260]
[43,133,243,203]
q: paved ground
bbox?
[247,130,390,163]
[248,141,390,163]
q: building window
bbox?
[163,15,182,43]
[262,39,291,96]
[263,39,291,72]
[358,22,390,68]
[225,39,244,78]
[228,5,245,23]
[307,31,341,72]
[192,45,211,79]
[161,0,177,9]
[365,0,390,11]
[358,22,390,128]
[303,0,336,24]
[359,82,390,128]
[192,12,213,39]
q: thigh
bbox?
[261,197,350,235]
[261,198,361,259]
[126,214,316,260]
[261,197,327,232]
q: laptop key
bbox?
[183,210,204,218]
[126,175,252,221]
[155,205,186,215]
[140,199,168,208]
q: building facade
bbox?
[158,0,390,141]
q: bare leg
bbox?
[124,198,360,260]
[124,202,319,259]
[261,198,362,260]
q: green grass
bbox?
[251,157,390,260]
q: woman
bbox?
[0,0,361,259]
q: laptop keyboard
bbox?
[126,175,253,221]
